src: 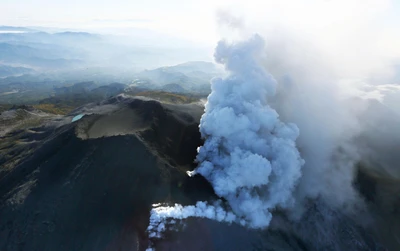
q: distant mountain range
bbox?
[0,26,219,108]
[0,26,36,32]
[133,61,223,94]
[0,65,33,77]
[0,26,213,72]
[0,30,95,70]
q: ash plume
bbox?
[146,35,304,249]
[145,1,400,249]
[192,34,304,227]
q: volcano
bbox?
[0,94,394,251]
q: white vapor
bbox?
[192,34,304,227]
[258,35,365,213]
[147,201,236,239]
[146,35,304,249]
[146,0,400,248]
[212,0,400,216]
[146,201,235,250]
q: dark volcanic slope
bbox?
[0,96,390,251]
[0,97,213,251]
[1,130,162,251]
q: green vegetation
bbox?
[33,103,74,115]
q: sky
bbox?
[1,0,400,47]
[0,0,219,45]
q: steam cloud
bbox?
[146,34,304,249]
[145,2,400,249]
[147,201,236,239]
[192,34,304,227]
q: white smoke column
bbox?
[147,201,236,237]
[259,34,367,214]
[146,35,304,249]
[192,34,304,228]
[146,201,236,250]
[212,1,400,215]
